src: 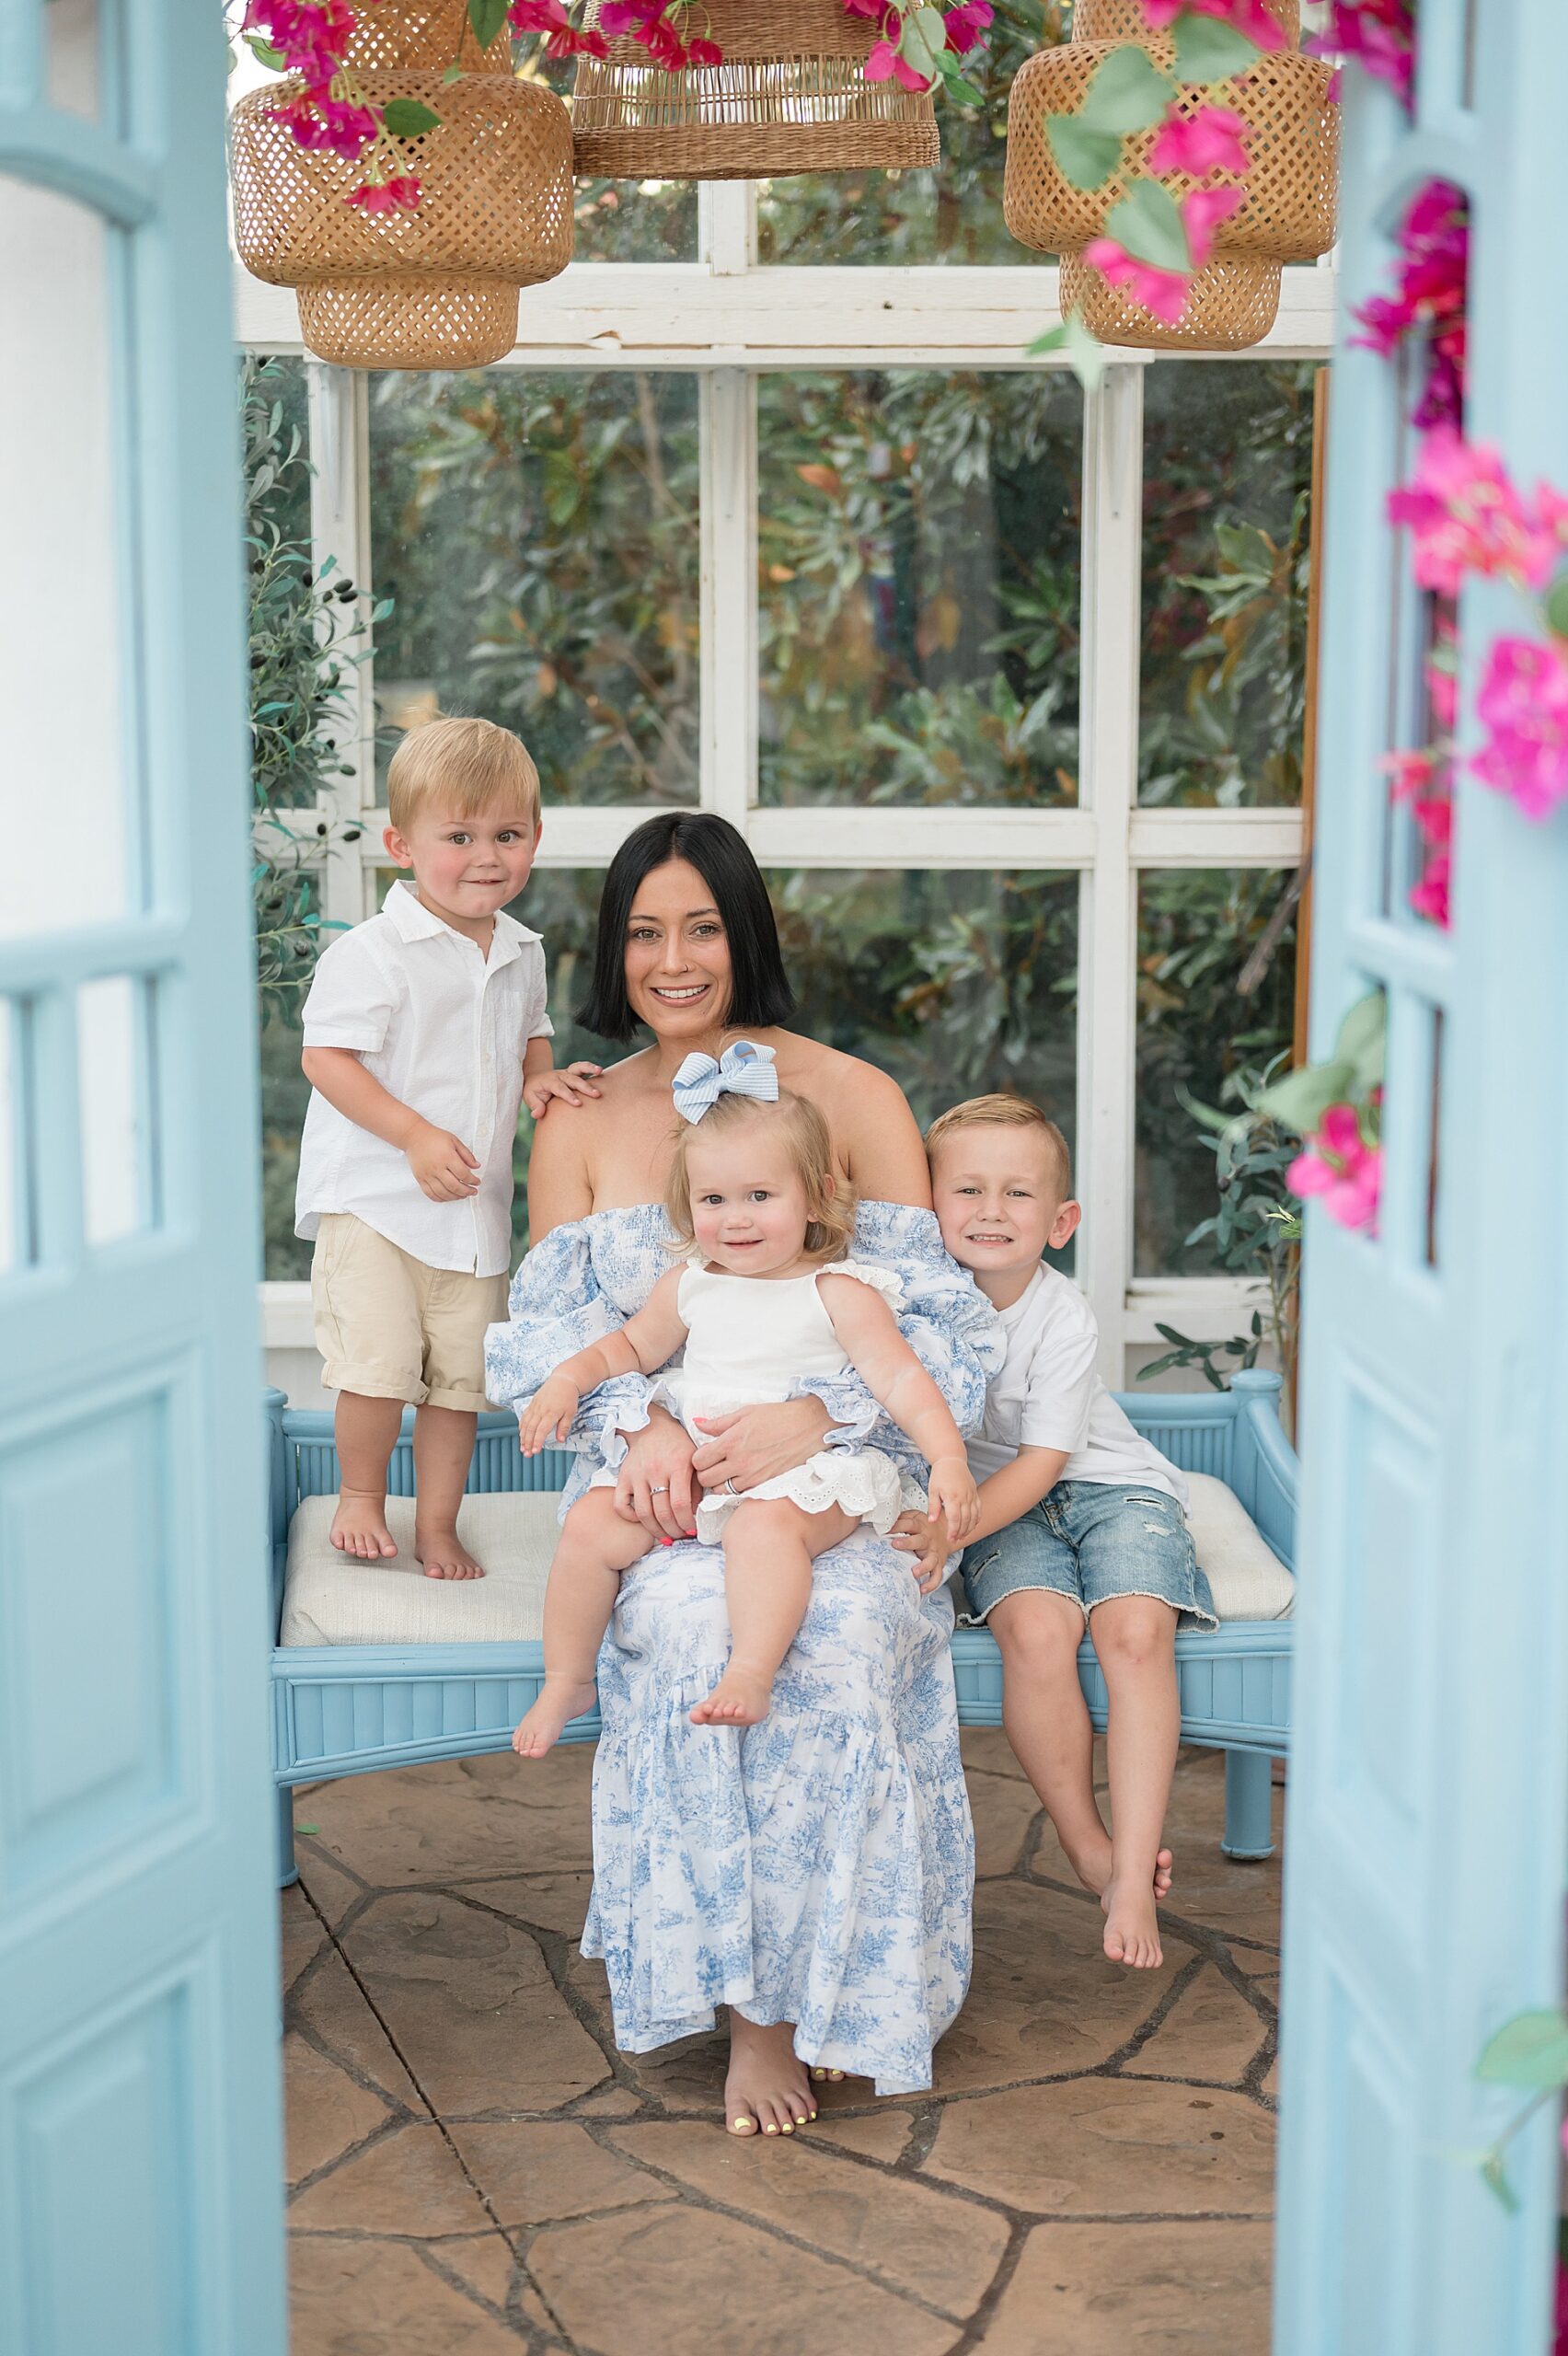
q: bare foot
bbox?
[690,1664,773,1727]
[512,1678,597,1758]
[1061,1823,1174,1905]
[1102,1873,1164,1969]
[725,2015,816,2138]
[415,1524,485,1581]
[330,1490,398,1561]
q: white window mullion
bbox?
[306,363,375,924]
[1078,364,1145,1386]
[698,181,757,275]
[699,367,757,828]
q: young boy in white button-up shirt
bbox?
[296,716,599,1580]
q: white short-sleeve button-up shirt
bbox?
[294,880,553,1276]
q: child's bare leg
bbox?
[691,1500,858,1727]
[413,1405,483,1579]
[1092,1595,1182,1969]
[726,2012,817,2137]
[513,1492,653,1757]
[988,1591,1172,1903]
[330,1392,404,1559]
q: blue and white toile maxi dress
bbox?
[484,1201,1001,2097]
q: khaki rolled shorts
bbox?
[310,1213,509,1413]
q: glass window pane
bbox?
[2,177,130,935]
[757,2,1056,265]
[759,371,1082,808]
[369,370,700,805]
[771,869,1078,1144]
[47,0,104,122]
[1135,868,1297,1277]
[260,989,311,1280]
[1139,361,1317,809]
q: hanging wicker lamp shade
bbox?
[571,0,940,181]
[230,0,574,369]
[1004,0,1336,350]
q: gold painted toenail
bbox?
[763,2123,778,2134]
[781,2123,793,2134]
[732,2118,751,2132]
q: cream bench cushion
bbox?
[281,1494,559,1646]
[279,1469,1292,1647]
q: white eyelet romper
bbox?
[652,1258,908,1549]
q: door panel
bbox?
[0,0,287,2349]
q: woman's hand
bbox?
[614,1409,700,1542]
[691,1396,836,1496]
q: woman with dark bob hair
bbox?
[486,814,999,2135]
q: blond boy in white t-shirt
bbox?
[296,716,600,1579]
[897,1095,1216,1972]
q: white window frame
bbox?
[239,186,1331,1381]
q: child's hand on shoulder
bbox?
[406,1121,481,1201]
[524,1062,604,1119]
[519,1377,581,1454]
[891,1509,953,1593]
[927,1456,980,1546]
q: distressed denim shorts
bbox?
[959,1480,1217,1634]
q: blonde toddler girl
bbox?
[511,1044,979,1752]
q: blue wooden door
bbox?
[0,1,287,2350]
[1275,5,1568,2349]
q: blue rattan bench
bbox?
[268,1368,1297,1886]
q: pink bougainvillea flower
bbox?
[1143,0,1286,47]
[1381,747,1436,798]
[1307,0,1414,105]
[1408,849,1451,928]
[866,36,932,89]
[686,33,721,64]
[1083,236,1190,327]
[1471,635,1568,821]
[1388,432,1557,597]
[1289,1103,1383,1233]
[1351,179,1469,429]
[348,174,421,213]
[1182,180,1245,265]
[945,0,994,54]
[1148,103,1250,179]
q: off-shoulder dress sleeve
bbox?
[483,1219,651,1470]
[796,1203,1004,1484]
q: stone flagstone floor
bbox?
[282,1736,1284,2355]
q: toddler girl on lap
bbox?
[512,1043,980,1751]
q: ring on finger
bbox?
[723,1478,740,1496]
[650,1483,669,1494]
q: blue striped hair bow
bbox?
[671,1039,779,1125]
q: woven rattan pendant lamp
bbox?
[571,0,940,180]
[1004,0,1336,350]
[230,0,574,369]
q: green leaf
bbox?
[1545,571,1568,641]
[443,60,464,82]
[246,32,286,67]
[1103,178,1192,273]
[382,98,442,137]
[1171,10,1262,84]
[1333,990,1386,1091]
[1078,41,1175,133]
[1256,1060,1353,1135]
[1045,113,1124,191]
[468,0,511,46]
[1026,306,1108,397]
[1481,2149,1521,2213]
[295,1821,320,1836]
[1476,2012,1568,2089]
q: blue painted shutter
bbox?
[0,2,287,2350]
[1274,6,1568,2349]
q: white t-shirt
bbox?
[966,1265,1187,1508]
[294,880,552,1277]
